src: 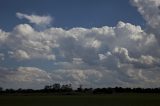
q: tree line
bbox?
[0,83,160,95]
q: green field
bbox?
[0,94,160,106]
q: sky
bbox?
[0,0,145,30]
[0,0,160,89]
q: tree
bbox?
[44,85,52,90]
[52,83,61,90]
[0,87,3,92]
[61,84,72,92]
[77,84,83,92]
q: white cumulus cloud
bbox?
[131,0,160,43]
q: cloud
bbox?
[131,0,160,43]
[6,24,56,61]
[0,67,52,89]
[0,29,9,43]
[131,0,160,29]
[1,4,160,89]
[0,53,5,61]
[16,12,53,26]
[8,50,30,60]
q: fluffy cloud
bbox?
[0,29,9,44]
[131,0,160,43]
[16,12,52,26]
[0,5,160,89]
[6,24,56,61]
[9,50,30,60]
[131,0,160,29]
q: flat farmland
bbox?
[0,94,160,106]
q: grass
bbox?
[0,93,160,106]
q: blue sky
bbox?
[0,0,145,30]
[0,0,160,89]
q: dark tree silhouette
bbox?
[1,84,160,95]
[0,87,3,91]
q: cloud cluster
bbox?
[6,24,56,60]
[0,2,160,89]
